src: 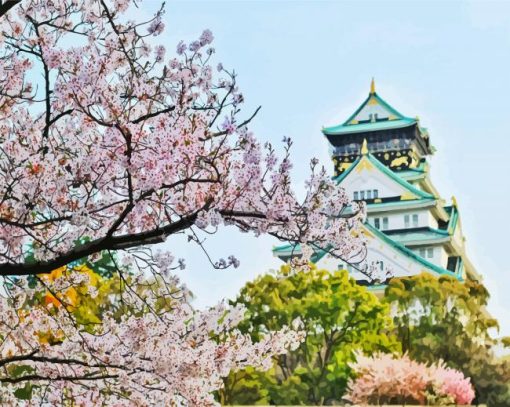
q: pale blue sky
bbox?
[152,1,510,336]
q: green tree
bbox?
[221,265,398,405]
[385,273,510,406]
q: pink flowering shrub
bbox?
[345,353,431,404]
[433,363,476,405]
[345,353,475,405]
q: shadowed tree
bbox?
[385,274,510,406]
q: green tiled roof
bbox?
[444,205,459,235]
[367,198,436,211]
[323,117,417,136]
[337,198,436,217]
[272,243,328,264]
[398,162,428,181]
[363,223,458,279]
[322,91,417,136]
[385,227,450,245]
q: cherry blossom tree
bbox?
[0,0,366,404]
[0,267,305,405]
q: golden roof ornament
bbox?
[361,138,369,155]
[370,77,376,94]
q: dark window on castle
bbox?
[447,257,458,272]
[373,189,379,198]
[354,191,359,200]
[412,214,419,227]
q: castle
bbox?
[274,80,480,294]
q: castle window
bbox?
[367,190,372,199]
[360,190,365,200]
[374,218,380,229]
[427,248,434,258]
[354,191,359,200]
[404,214,410,228]
[419,248,426,258]
[412,214,419,227]
[382,217,389,230]
[379,261,384,271]
[373,189,379,198]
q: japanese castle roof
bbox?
[333,144,435,201]
[272,223,460,280]
[385,227,450,246]
[363,223,460,279]
[443,204,460,235]
[397,161,428,181]
[323,79,418,136]
[366,198,436,212]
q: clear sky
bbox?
[151,0,510,337]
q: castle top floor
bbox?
[324,80,434,176]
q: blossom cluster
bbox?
[345,353,475,405]
[0,0,369,403]
[0,274,303,405]
[0,0,365,277]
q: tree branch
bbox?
[0,1,21,19]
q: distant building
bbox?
[274,80,481,294]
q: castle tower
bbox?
[274,81,481,293]
[325,79,432,177]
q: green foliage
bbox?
[221,265,398,405]
[13,383,33,400]
[218,367,275,405]
[384,273,510,406]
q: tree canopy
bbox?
[221,266,398,405]
[384,273,510,406]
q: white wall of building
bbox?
[412,246,449,268]
[315,227,448,283]
[340,160,412,200]
[367,209,438,231]
[323,155,457,281]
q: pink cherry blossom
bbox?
[0,274,304,405]
[0,0,365,289]
[0,0,367,403]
